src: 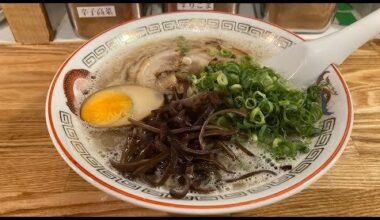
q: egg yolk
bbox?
[80,90,133,126]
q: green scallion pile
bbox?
[190,56,327,160]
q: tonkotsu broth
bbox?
[86,36,277,94]
[76,36,308,195]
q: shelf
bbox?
[1,4,379,44]
[51,3,341,43]
[51,3,257,43]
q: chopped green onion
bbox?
[190,49,329,160]
[259,99,274,117]
[242,119,254,129]
[208,46,219,56]
[234,96,245,108]
[224,62,240,74]
[250,133,258,142]
[279,100,290,106]
[261,74,273,87]
[217,72,228,86]
[272,138,282,148]
[258,125,267,139]
[228,74,240,84]
[220,49,233,57]
[230,84,242,94]
[252,91,266,102]
[244,98,256,109]
[249,107,266,125]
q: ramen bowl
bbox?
[45,12,353,215]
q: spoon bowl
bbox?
[263,9,380,88]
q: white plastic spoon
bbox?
[262,8,380,88]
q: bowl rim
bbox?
[45,11,353,214]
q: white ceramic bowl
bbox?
[45,12,353,215]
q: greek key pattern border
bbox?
[58,109,336,201]
[81,18,295,68]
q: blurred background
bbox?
[0,3,379,44]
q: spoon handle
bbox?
[306,8,380,65]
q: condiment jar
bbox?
[164,3,238,14]
[264,3,337,33]
[67,3,142,39]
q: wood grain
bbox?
[0,41,379,216]
[1,4,53,44]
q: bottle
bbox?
[67,3,142,39]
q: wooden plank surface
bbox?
[0,41,379,216]
[2,4,53,44]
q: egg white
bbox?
[80,84,164,128]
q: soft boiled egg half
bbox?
[80,85,164,127]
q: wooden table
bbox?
[1,40,379,216]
